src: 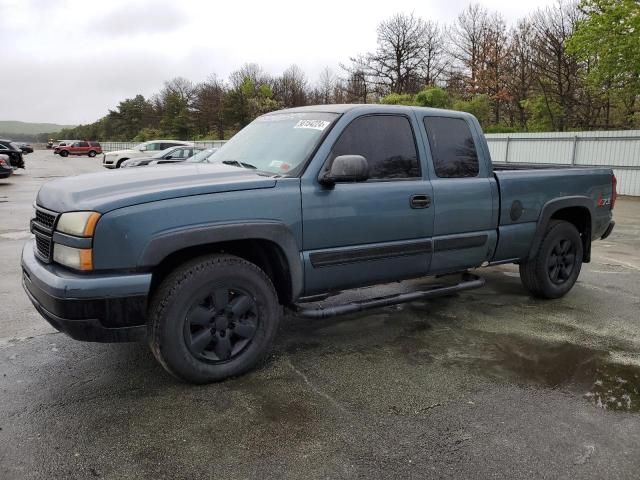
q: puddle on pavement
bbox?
[432,330,640,413]
[284,293,640,413]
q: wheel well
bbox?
[550,206,592,262]
[149,239,293,306]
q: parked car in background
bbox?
[15,142,34,154]
[0,154,13,179]
[159,147,219,166]
[0,139,25,168]
[46,139,55,149]
[53,140,77,154]
[120,145,202,168]
[102,140,191,169]
[56,141,102,158]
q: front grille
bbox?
[35,233,52,261]
[34,208,57,231]
[31,207,58,263]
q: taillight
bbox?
[611,174,617,210]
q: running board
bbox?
[292,272,485,319]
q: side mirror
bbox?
[139,146,147,151]
[320,155,369,187]
[165,155,173,159]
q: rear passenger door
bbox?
[77,141,90,154]
[301,114,434,295]
[421,115,497,273]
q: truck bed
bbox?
[490,165,614,263]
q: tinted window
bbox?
[161,142,184,150]
[423,117,479,178]
[171,148,190,159]
[329,115,419,180]
[90,142,100,147]
[146,143,162,151]
[78,141,89,147]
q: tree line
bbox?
[51,0,639,142]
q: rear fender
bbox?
[528,196,594,262]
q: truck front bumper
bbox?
[21,240,151,343]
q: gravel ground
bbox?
[1,151,639,479]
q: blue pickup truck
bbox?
[22,105,616,383]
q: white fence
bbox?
[101,140,227,152]
[101,131,640,196]
[485,131,640,196]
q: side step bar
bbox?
[292,272,485,319]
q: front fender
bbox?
[138,221,303,300]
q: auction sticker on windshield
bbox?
[294,119,331,131]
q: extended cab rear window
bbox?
[423,117,479,178]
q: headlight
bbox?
[56,211,101,237]
[53,244,93,271]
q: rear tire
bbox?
[148,254,281,383]
[519,220,583,299]
[88,150,96,157]
[59,150,69,158]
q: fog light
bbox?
[53,244,93,271]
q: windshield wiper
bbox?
[222,160,257,170]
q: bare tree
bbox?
[228,63,271,90]
[530,1,582,131]
[506,19,538,129]
[317,67,337,104]
[422,20,448,86]
[194,74,226,139]
[273,64,308,108]
[449,3,490,95]
[350,12,440,94]
[478,12,510,123]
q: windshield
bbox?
[185,148,218,163]
[133,142,147,151]
[10,142,22,150]
[153,146,176,159]
[213,112,338,175]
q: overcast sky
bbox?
[1,0,556,125]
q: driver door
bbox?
[301,114,434,295]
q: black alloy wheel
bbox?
[184,286,259,363]
[547,238,576,284]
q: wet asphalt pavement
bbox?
[1,151,639,479]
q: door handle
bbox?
[410,194,431,209]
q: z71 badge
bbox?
[597,194,611,207]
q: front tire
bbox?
[148,254,281,383]
[59,150,69,158]
[519,220,583,299]
[88,150,96,157]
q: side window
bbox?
[79,141,89,147]
[423,117,479,178]
[0,143,7,150]
[329,115,419,180]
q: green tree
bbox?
[452,95,491,126]
[567,0,640,126]
[380,93,416,105]
[415,87,450,108]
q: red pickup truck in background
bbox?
[55,141,102,157]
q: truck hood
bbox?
[36,163,277,213]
